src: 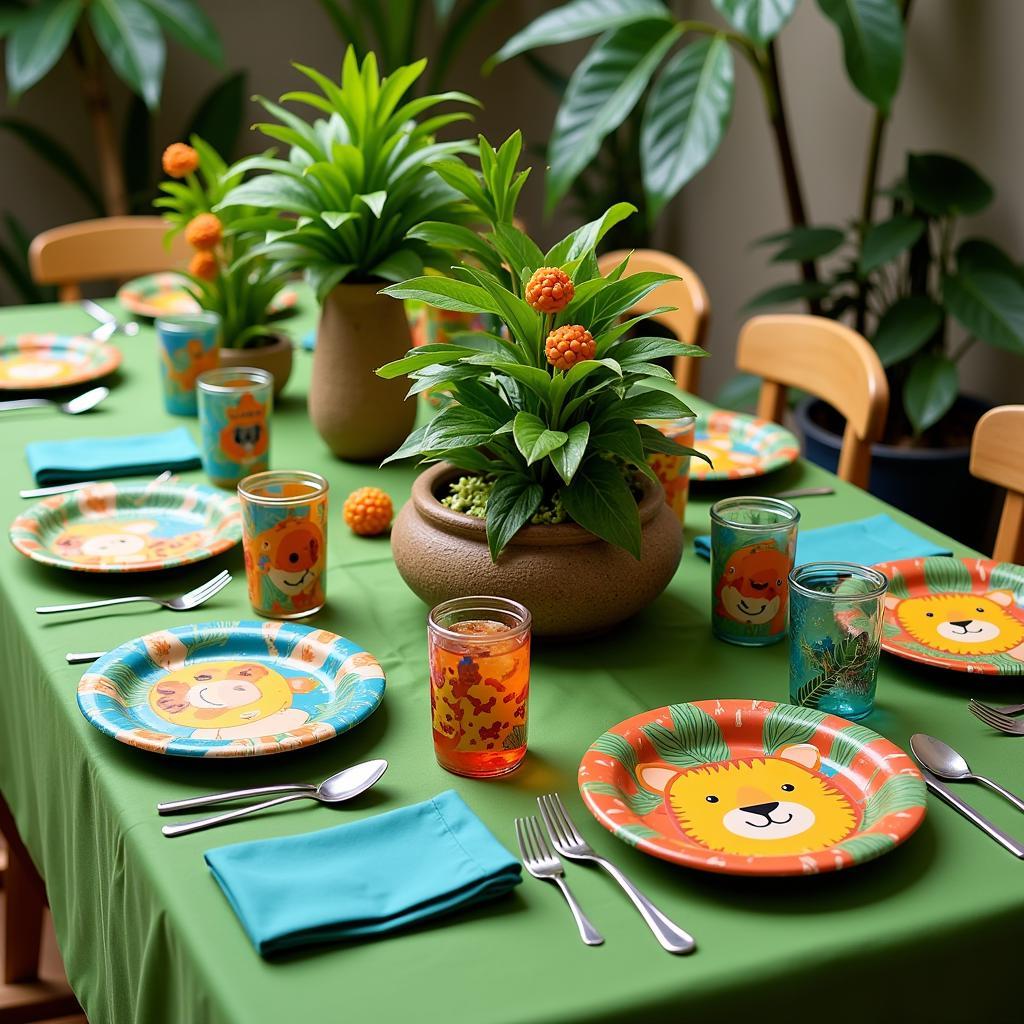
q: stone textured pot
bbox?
[310,284,416,461]
[391,463,683,637]
[218,333,293,396]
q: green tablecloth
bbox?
[0,295,1021,1024]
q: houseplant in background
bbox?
[218,48,479,461]
[0,0,243,302]
[156,136,295,394]
[378,133,707,636]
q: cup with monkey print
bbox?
[238,471,328,619]
[197,367,272,487]
[155,312,220,416]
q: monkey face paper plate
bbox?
[77,621,385,757]
[578,699,925,877]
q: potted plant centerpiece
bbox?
[217,48,480,461]
[156,137,296,394]
[378,134,707,637]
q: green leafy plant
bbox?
[155,136,289,348]
[217,47,480,301]
[376,133,707,561]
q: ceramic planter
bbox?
[310,284,416,462]
[218,332,293,396]
[391,463,683,637]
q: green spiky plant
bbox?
[215,47,480,301]
[377,133,709,561]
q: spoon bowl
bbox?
[62,386,109,415]
[317,758,388,803]
[910,734,971,780]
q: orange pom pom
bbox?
[545,324,595,371]
[162,143,199,178]
[189,250,218,281]
[525,267,574,314]
[185,213,222,250]
[343,487,393,536]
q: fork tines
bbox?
[969,699,1024,735]
[515,815,558,875]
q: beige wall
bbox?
[1,0,1021,404]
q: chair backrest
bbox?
[736,314,889,489]
[29,217,190,302]
[597,249,710,394]
[969,404,1024,562]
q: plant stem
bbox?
[950,334,977,363]
[71,28,127,217]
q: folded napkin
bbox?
[693,513,952,566]
[26,427,201,485]
[205,790,522,956]
[301,330,315,351]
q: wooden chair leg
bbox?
[0,797,44,985]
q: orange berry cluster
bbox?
[343,487,394,536]
[545,324,595,371]
[162,143,199,179]
[525,266,574,313]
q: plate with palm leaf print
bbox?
[0,333,121,390]
[690,410,800,481]
[117,273,297,319]
[10,480,241,573]
[77,620,386,757]
[876,557,1024,675]
[579,699,925,876]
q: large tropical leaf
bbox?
[488,0,671,67]
[943,269,1024,355]
[560,455,642,558]
[545,19,680,212]
[870,295,942,367]
[512,412,568,465]
[186,71,247,160]
[758,225,847,263]
[903,352,958,434]
[640,35,734,218]
[5,0,82,97]
[90,0,166,110]
[485,474,544,560]
[858,214,924,274]
[816,0,903,113]
[711,0,799,45]
[140,0,223,65]
[906,152,994,218]
[744,279,832,309]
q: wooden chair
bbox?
[736,314,889,489]
[29,216,189,302]
[970,405,1024,562]
[597,249,710,394]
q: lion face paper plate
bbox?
[77,621,385,757]
[876,557,1024,676]
[579,700,926,877]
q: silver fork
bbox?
[538,793,696,954]
[969,700,1024,735]
[37,570,231,616]
[514,816,603,946]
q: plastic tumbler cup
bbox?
[238,470,328,619]
[789,562,888,721]
[155,312,221,416]
[710,495,800,646]
[428,596,531,778]
[197,367,273,487]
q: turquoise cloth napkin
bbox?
[301,330,315,351]
[205,790,522,956]
[26,427,201,485]
[693,513,952,565]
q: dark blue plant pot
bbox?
[793,396,999,552]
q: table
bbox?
[0,294,1020,1024]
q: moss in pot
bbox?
[379,134,709,636]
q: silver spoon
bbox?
[158,759,389,838]
[910,734,1024,813]
[0,386,109,416]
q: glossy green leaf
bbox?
[90,0,166,110]
[903,352,958,434]
[871,296,943,367]
[858,215,924,274]
[379,277,498,315]
[641,35,734,218]
[376,344,477,379]
[488,0,671,68]
[380,423,430,465]
[549,421,591,484]
[743,280,832,309]
[513,412,568,465]
[611,336,705,362]
[943,269,1024,355]
[711,0,799,44]
[816,0,903,113]
[956,238,1024,283]
[561,456,642,559]
[713,371,760,413]
[485,475,544,561]
[186,71,247,159]
[0,117,103,214]
[5,0,82,97]
[612,388,694,421]
[422,405,504,451]
[546,20,680,213]
[906,153,993,217]
[140,0,223,65]
[545,202,637,265]
[758,225,847,263]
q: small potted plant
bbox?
[156,138,294,394]
[378,134,706,637]
[217,48,479,461]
